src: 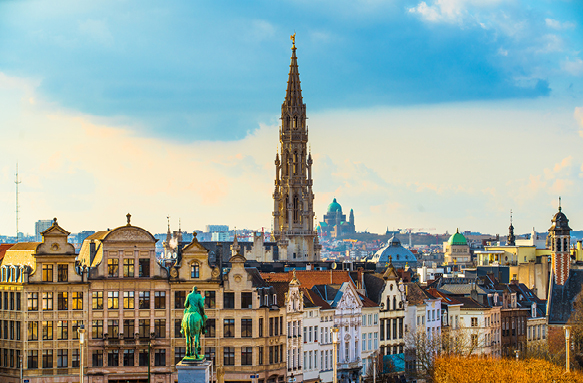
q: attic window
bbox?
[191,263,200,279]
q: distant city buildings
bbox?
[318,198,355,238]
[34,219,52,242]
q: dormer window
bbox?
[107,259,119,278]
[191,263,200,279]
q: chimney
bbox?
[89,240,96,266]
[357,268,363,289]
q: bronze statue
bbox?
[181,286,207,361]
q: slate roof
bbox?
[302,288,332,310]
[363,273,386,304]
[454,296,485,309]
[245,267,268,288]
[268,281,290,304]
[438,284,492,296]
[548,269,583,324]
[426,288,463,306]
[405,283,434,305]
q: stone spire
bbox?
[272,35,318,261]
[549,198,572,285]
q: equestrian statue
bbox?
[180,286,207,361]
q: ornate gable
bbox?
[337,283,362,310]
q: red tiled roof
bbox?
[426,288,463,305]
[0,244,16,262]
[358,292,379,308]
[260,270,354,289]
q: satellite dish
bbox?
[332,262,337,270]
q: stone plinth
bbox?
[177,359,212,383]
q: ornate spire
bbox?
[284,35,303,109]
[231,232,240,256]
[165,215,171,244]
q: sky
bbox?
[0,0,583,237]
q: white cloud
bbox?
[562,57,583,76]
[545,18,576,30]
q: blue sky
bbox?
[0,0,582,235]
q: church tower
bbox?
[549,198,571,285]
[273,35,320,261]
[507,210,515,246]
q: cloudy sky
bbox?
[0,0,582,237]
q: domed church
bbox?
[318,198,355,238]
[368,235,417,269]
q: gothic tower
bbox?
[549,198,571,285]
[273,35,320,261]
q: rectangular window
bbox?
[259,318,264,337]
[175,319,183,338]
[28,292,38,311]
[72,320,83,340]
[314,325,318,342]
[223,292,234,309]
[241,318,253,337]
[108,350,119,367]
[42,264,53,282]
[139,319,150,338]
[28,350,38,369]
[42,292,53,311]
[206,318,216,338]
[57,349,68,368]
[43,349,53,368]
[241,292,253,309]
[191,263,199,278]
[123,291,135,309]
[154,319,166,338]
[28,321,38,341]
[154,291,166,309]
[92,291,103,310]
[275,317,279,335]
[124,319,135,338]
[57,320,68,340]
[175,347,186,365]
[139,350,148,366]
[224,318,235,337]
[72,349,80,367]
[123,349,134,366]
[42,320,53,340]
[72,292,83,310]
[58,292,68,310]
[258,346,264,365]
[204,347,216,367]
[175,291,186,309]
[154,349,166,366]
[123,259,135,277]
[139,258,150,277]
[242,347,253,365]
[16,292,21,310]
[57,264,68,282]
[139,291,150,309]
[205,291,216,308]
[16,321,21,340]
[108,291,119,309]
[223,347,234,366]
[108,319,119,338]
[107,259,119,278]
[92,320,103,339]
[92,350,103,367]
[471,317,478,327]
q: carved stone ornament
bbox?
[344,333,351,341]
[51,243,60,251]
[107,228,154,242]
[234,274,242,283]
[170,268,178,278]
[211,268,220,278]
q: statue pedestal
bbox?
[177,359,212,383]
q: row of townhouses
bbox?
[0,213,559,383]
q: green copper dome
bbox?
[448,229,467,246]
[328,198,342,213]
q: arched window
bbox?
[564,238,569,252]
[557,238,561,252]
[294,116,298,129]
[286,116,291,128]
[191,263,199,279]
[386,296,390,311]
[393,296,397,311]
[293,151,298,175]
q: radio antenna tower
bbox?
[15,163,21,243]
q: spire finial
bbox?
[167,215,170,231]
[126,213,131,226]
[559,196,562,212]
[510,209,513,225]
[291,32,296,49]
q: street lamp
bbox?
[564,325,572,373]
[514,349,519,362]
[19,354,23,383]
[211,351,215,383]
[78,324,86,383]
[331,326,340,383]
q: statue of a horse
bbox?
[181,286,207,361]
